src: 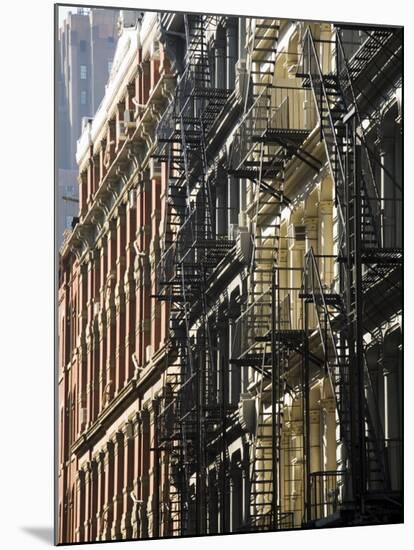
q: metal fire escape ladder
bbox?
[301,28,347,236]
[300,35,393,516]
[244,18,280,111]
[335,29,403,256]
[303,249,352,459]
[302,248,391,517]
[248,336,274,529]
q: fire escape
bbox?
[153,14,234,536]
[299,26,403,524]
[229,18,321,531]
[229,21,402,532]
[153,15,402,536]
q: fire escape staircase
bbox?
[153,14,237,536]
[297,26,402,523]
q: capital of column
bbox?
[319,200,332,216]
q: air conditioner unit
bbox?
[288,224,306,250]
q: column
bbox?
[235,18,248,101]
[141,60,151,105]
[135,49,143,117]
[147,402,159,538]
[216,167,227,237]
[229,312,241,403]
[159,161,169,346]
[319,200,333,287]
[99,139,107,181]
[142,177,152,364]
[105,220,117,405]
[86,253,94,428]
[83,464,91,541]
[87,160,93,208]
[379,134,396,248]
[92,318,100,423]
[111,432,125,539]
[98,237,107,414]
[227,173,239,235]
[150,45,161,93]
[321,397,337,472]
[115,206,127,394]
[229,460,242,532]
[383,341,402,490]
[309,387,321,476]
[289,247,303,330]
[90,460,98,541]
[226,18,238,90]
[96,451,106,540]
[115,100,125,152]
[214,34,226,89]
[150,161,162,355]
[79,171,87,217]
[140,409,150,538]
[91,249,101,422]
[75,469,85,542]
[305,216,318,255]
[124,195,137,384]
[121,422,135,539]
[309,408,321,474]
[103,441,115,540]
[132,413,142,538]
[78,263,88,435]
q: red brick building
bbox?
[57,14,175,543]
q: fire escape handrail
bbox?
[302,28,346,235]
[335,31,382,247]
[303,247,351,455]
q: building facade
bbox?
[57,12,403,544]
[57,7,120,245]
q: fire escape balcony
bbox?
[229,85,319,186]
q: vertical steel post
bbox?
[353,119,367,515]
[303,260,311,524]
[271,267,278,529]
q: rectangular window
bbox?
[66,216,73,229]
[80,39,87,52]
[80,90,87,105]
[80,64,87,80]
[108,61,113,75]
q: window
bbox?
[108,61,113,74]
[80,90,87,105]
[80,64,87,80]
[66,216,73,229]
[80,39,87,53]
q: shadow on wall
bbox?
[20,527,54,544]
